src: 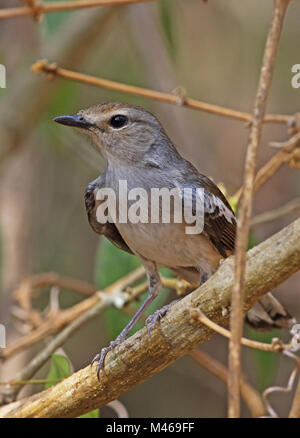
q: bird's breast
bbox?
[116,221,221,273]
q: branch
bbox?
[1,217,299,418]
[30,59,294,125]
[228,0,291,418]
[192,310,289,353]
[0,0,156,20]
[0,267,145,360]
[289,375,300,417]
[233,131,300,201]
[0,273,190,404]
[0,299,110,404]
[251,197,300,228]
[189,350,266,418]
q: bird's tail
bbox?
[245,292,296,331]
[171,267,295,331]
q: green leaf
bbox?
[45,354,71,389]
[45,355,100,418]
[159,0,176,61]
[246,327,280,391]
[94,238,141,289]
[78,409,100,418]
[248,231,260,250]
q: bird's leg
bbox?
[145,268,212,337]
[200,272,209,286]
[199,266,213,286]
[92,260,161,380]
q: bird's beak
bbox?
[53,114,93,129]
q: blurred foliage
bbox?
[248,231,260,250]
[44,0,70,33]
[94,238,173,339]
[45,354,99,417]
[245,327,280,391]
[45,354,71,389]
[159,0,176,62]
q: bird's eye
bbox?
[109,115,128,129]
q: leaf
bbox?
[45,354,71,389]
[245,326,280,391]
[78,409,99,418]
[248,231,260,250]
[159,0,176,61]
[45,355,100,418]
[94,238,141,289]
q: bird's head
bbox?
[54,102,167,165]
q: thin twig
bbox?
[23,0,42,21]
[31,59,293,125]
[189,349,266,418]
[2,271,194,361]
[0,298,110,404]
[251,197,300,228]
[228,0,291,418]
[0,267,145,360]
[234,132,300,200]
[0,0,156,20]
[14,272,98,309]
[263,366,299,418]
[191,309,289,353]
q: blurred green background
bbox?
[0,0,299,417]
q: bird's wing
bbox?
[84,175,133,254]
[181,174,236,258]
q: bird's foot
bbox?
[91,332,126,381]
[200,272,209,286]
[145,299,180,337]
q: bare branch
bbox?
[234,132,300,201]
[192,309,289,353]
[31,59,294,125]
[251,198,300,228]
[0,267,145,360]
[264,360,300,418]
[189,350,266,418]
[0,0,156,20]
[228,0,291,418]
[0,217,299,418]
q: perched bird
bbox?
[54,102,293,378]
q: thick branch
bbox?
[1,217,299,418]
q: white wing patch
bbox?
[205,193,235,224]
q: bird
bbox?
[54,102,294,379]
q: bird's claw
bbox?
[145,306,169,337]
[145,299,181,337]
[91,334,126,381]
